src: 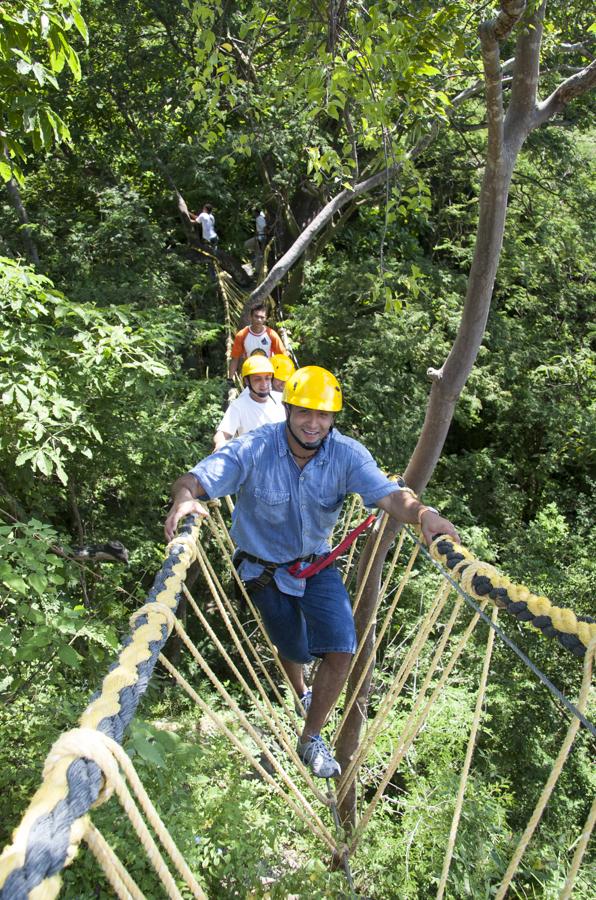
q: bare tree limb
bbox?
[504,2,545,142]
[246,51,520,309]
[2,148,40,267]
[533,57,596,127]
[489,0,527,43]
[559,41,595,56]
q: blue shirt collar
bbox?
[275,421,329,465]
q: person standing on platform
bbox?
[196,203,218,250]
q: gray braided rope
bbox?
[0,517,198,899]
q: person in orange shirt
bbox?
[228,303,286,379]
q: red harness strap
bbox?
[288,513,377,579]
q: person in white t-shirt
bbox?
[195,203,218,248]
[255,208,267,250]
[213,356,285,450]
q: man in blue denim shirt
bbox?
[165,367,459,778]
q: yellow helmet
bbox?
[271,353,296,381]
[282,366,342,412]
[241,356,274,378]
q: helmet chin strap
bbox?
[287,418,323,451]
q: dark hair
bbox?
[250,302,267,315]
[204,203,212,212]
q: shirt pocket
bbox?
[318,494,344,533]
[253,487,291,527]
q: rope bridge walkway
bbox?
[0,500,594,899]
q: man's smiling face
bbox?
[286,406,335,449]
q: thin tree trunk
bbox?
[3,166,40,266]
[339,0,596,834]
[404,155,515,494]
[336,520,393,827]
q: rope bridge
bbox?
[0,501,594,899]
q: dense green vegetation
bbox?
[1,1,594,897]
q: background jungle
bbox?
[0,1,594,897]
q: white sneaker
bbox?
[297,734,341,778]
[295,689,312,715]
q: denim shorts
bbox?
[250,565,357,664]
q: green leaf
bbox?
[72,8,89,43]
[419,64,440,77]
[48,572,65,585]
[15,448,37,466]
[29,573,48,594]
[131,736,165,767]
[34,450,52,477]
[2,574,28,595]
[58,644,82,668]
[65,45,81,81]
[14,385,30,411]
[0,626,12,649]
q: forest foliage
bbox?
[0,1,594,897]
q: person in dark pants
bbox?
[165,367,459,777]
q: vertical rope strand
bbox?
[192,542,293,712]
[159,655,338,852]
[334,540,420,744]
[495,639,596,900]
[559,795,596,900]
[351,514,390,619]
[203,514,305,710]
[84,822,147,900]
[336,581,455,796]
[166,615,329,806]
[348,600,486,848]
[436,606,498,900]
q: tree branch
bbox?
[489,0,527,43]
[504,3,545,142]
[479,20,506,155]
[533,58,596,127]
[246,81,476,307]
[2,148,40,267]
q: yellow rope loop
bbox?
[526,594,551,617]
[451,555,473,576]
[129,601,178,635]
[43,728,120,807]
[43,727,206,899]
[164,520,202,565]
[459,560,500,596]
